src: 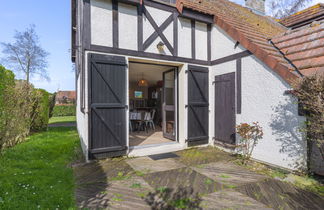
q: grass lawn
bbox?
[0,127,80,209]
[49,116,76,124]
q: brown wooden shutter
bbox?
[214,72,236,144]
[187,65,209,146]
[88,54,127,158]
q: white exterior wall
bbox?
[119,3,138,50]
[195,22,208,60]
[76,62,89,162]
[209,25,306,171]
[209,56,306,171]
[89,1,208,60]
[239,56,306,171]
[91,0,113,47]
[211,25,243,60]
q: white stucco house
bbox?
[71,0,324,173]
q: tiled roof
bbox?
[272,21,324,76]
[279,4,324,28]
[56,91,76,100]
[177,0,301,84]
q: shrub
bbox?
[48,92,56,118]
[0,66,33,150]
[52,105,76,117]
[0,65,51,151]
[236,122,264,164]
[30,89,50,132]
[292,74,324,172]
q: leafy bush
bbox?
[0,66,33,150]
[30,89,50,132]
[48,92,56,118]
[292,74,324,172]
[0,65,51,151]
[52,105,76,117]
[236,122,264,164]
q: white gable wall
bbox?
[209,56,306,171]
[211,25,243,60]
[239,56,306,170]
[209,25,306,170]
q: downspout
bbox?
[268,39,304,78]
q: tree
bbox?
[292,74,324,172]
[267,0,312,19]
[1,25,49,84]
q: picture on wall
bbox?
[134,91,143,99]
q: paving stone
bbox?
[192,161,267,186]
[175,147,235,166]
[201,190,273,210]
[77,176,153,209]
[143,167,223,195]
[126,156,185,174]
[237,179,324,210]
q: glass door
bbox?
[162,69,176,140]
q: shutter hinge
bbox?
[212,81,216,85]
[185,105,188,108]
[185,70,189,74]
[125,105,129,109]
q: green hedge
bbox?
[30,89,50,132]
[52,105,76,117]
[0,65,52,150]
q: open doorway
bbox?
[128,62,177,147]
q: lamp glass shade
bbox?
[138,79,148,87]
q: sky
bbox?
[0,0,322,93]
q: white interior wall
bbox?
[91,0,113,47]
[119,3,138,50]
[195,21,208,60]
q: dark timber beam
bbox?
[173,12,178,57]
[90,45,210,65]
[112,0,119,48]
[143,13,175,51]
[143,6,174,55]
[211,51,252,65]
[236,58,242,114]
[137,4,143,51]
[191,20,195,59]
[207,24,211,62]
[181,8,214,24]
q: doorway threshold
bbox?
[128,142,185,157]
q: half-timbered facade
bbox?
[72,0,324,173]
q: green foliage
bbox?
[145,186,202,209]
[236,122,264,164]
[49,116,76,124]
[48,93,56,118]
[30,89,50,132]
[0,127,79,209]
[52,105,76,117]
[0,66,32,151]
[292,75,324,169]
[0,66,52,151]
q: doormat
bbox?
[149,152,179,160]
